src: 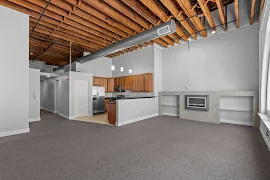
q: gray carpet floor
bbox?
[0,110,270,180]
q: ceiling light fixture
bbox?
[187,37,190,41]
[120,67,124,72]
[212,29,216,34]
[111,65,115,71]
[47,75,50,78]
[129,69,132,74]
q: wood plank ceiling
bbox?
[0,0,263,66]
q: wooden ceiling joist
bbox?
[103,0,174,46]
[159,0,197,40]
[250,0,257,25]
[175,0,207,37]
[234,0,239,28]
[140,0,188,41]
[258,0,264,21]
[259,0,265,21]
[216,0,227,30]
[197,0,216,30]
[0,0,247,65]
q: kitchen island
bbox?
[114,97,159,126]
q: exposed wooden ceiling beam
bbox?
[103,0,173,46]
[140,0,188,41]
[25,0,124,39]
[176,0,207,37]
[197,0,216,30]
[159,0,197,40]
[259,0,265,22]
[121,0,177,44]
[234,0,239,28]
[216,0,227,30]
[250,0,256,25]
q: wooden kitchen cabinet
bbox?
[107,78,114,92]
[93,76,101,86]
[94,73,152,92]
[105,99,110,112]
[125,76,133,90]
[119,77,125,90]
[144,73,153,92]
[100,78,108,92]
[132,75,139,92]
[138,74,145,92]
[114,77,120,86]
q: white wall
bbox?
[0,6,29,137]
[112,46,154,77]
[162,24,259,91]
[154,45,162,96]
[116,97,159,126]
[57,73,69,117]
[29,69,40,122]
[69,71,93,118]
[40,81,43,108]
[76,57,112,77]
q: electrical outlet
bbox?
[266,130,269,137]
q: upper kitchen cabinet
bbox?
[93,76,101,86]
[125,76,133,90]
[138,74,145,92]
[100,78,108,92]
[144,73,153,92]
[107,78,114,92]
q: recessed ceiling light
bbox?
[129,69,132,74]
[120,67,124,72]
[111,65,115,71]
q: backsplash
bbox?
[106,90,154,97]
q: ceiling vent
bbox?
[157,25,171,36]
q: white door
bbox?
[74,80,88,118]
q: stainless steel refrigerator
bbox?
[92,86,105,115]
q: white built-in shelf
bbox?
[219,108,253,112]
[258,113,270,130]
[161,104,179,107]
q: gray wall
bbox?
[42,78,56,112]
[112,46,154,77]
[57,73,69,117]
[29,69,40,121]
[162,24,259,91]
[76,57,112,77]
[0,6,29,136]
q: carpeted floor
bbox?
[0,110,270,180]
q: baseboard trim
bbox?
[0,128,30,138]
[29,118,41,122]
[220,119,253,126]
[69,116,77,120]
[58,113,69,119]
[260,126,270,151]
[116,113,159,126]
[42,108,57,114]
[163,112,179,117]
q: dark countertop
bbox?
[105,96,156,101]
[107,101,116,104]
